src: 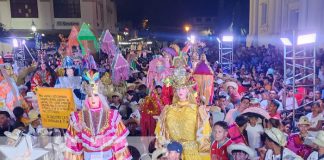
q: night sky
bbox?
[117,0,249,38]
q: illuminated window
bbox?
[10,0,38,18]
[53,0,81,18]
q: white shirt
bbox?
[307,151,324,160]
[246,123,264,149]
[285,97,299,111]
[306,113,323,137]
[265,148,303,160]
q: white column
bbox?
[274,0,282,34]
[268,0,276,34]
[249,0,254,34]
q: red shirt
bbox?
[211,139,232,160]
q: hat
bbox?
[151,148,167,160]
[312,130,324,148]
[127,83,136,90]
[265,128,287,146]
[241,95,251,102]
[27,109,40,123]
[242,107,270,119]
[4,129,22,141]
[24,92,37,101]
[111,92,122,99]
[224,81,238,92]
[167,141,183,153]
[227,143,256,159]
[298,116,311,126]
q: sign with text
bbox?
[37,88,75,129]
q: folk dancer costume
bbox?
[65,71,131,160]
[31,59,55,91]
[55,56,83,110]
[146,57,172,91]
[0,64,22,114]
[192,55,214,105]
[155,66,211,160]
[140,89,163,136]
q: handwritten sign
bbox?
[37,88,75,128]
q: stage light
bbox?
[22,40,26,45]
[222,35,233,42]
[297,33,316,45]
[13,39,18,48]
[280,38,292,46]
[41,33,45,37]
[189,35,196,44]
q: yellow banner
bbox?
[37,88,75,129]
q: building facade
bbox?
[0,0,117,36]
[247,0,324,47]
[190,17,217,37]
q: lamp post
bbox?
[31,20,37,32]
[184,25,191,37]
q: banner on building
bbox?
[37,88,75,129]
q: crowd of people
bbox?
[0,29,324,160]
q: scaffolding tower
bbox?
[218,36,234,74]
[281,33,316,125]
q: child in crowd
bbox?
[211,121,232,160]
[246,115,264,150]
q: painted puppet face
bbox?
[176,87,189,101]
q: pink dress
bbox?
[65,108,132,160]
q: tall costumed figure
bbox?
[155,66,211,160]
[65,70,132,160]
[54,56,83,110]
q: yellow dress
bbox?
[155,101,211,160]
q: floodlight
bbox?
[189,35,196,44]
[222,35,233,42]
[13,39,18,48]
[280,38,292,46]
[297,33,316,45]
